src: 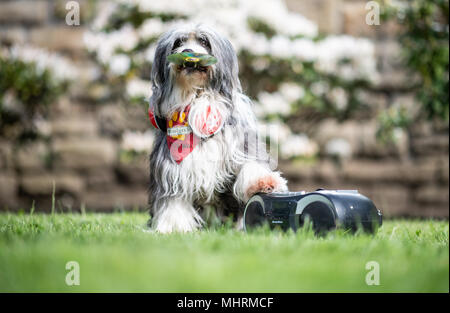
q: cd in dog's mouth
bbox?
[177,62,209,73]
[168,52,216,74]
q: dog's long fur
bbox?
[148,24,287,233]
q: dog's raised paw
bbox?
[245,173,287,200]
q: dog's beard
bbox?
[166,59,215,117]
[161,66,213,118]
[173,63,211,91]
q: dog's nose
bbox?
[182,49,194,53]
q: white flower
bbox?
[115,25,139,51]
[291,38,317,61]
[139,19,164,39]
[33,117,51,137]
[279,82,305,103]
[325,138,352,159]
[315,36,377,81]
[281,14,317,37]
[85,0,379,82]
[270,36,292,59]
[84,25,138,65]
[1,91,20,111]
[121,130,155,153]
[327,87,348,110]
[310,81,329,96]
[7,44,79,82]
[126,78,151,99]
[248,0,318,38]
[257,91,291,116]
[137,0,196,15]
[258,120,292,144]
[91,2,118,31]
[245,33,270,56]
[109,54,131,76]
[393,127,406,143]
[280,134,318,158]
[251,57,270,71]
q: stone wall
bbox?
[0,0,448,217]
[283,0,449,217]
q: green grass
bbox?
[0,212,448,292]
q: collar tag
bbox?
[167,125,192,137]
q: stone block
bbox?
[0,140,13,170]
[408,203,449,218]
[370,184,411,217]
[357,120,409,158]
[342,160,403,183]
[29,26,86,52]
[315,160,341,184]
[51,116,97,137]
[286,0,343,34]
[0,172,18,207]
[411,135,449,156]
[279,161,317,183]
[313,119,408,159]
[374,41,419,90]
[98,104,128,138]
[116,159,148,185]
[439,156,449,183]
[0,1,48,25]
[20,173,84,196]
[342,2,376,37]
[0,27,28,44]
[86,169,116,191]
[15,141,49,171]
[402,160,440,184]
[84,187,148,211]
[52,137,117,170]
[415,185,449,205]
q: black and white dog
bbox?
[148,24,287,233]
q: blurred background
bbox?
[0,0,448,218]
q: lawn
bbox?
[0,212,448,292]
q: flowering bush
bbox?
[383,0,449,122]
[0,45,78,141]
[84,0,379,159]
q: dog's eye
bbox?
[172,39,182,50]
[199,37,210,49]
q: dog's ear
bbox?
[150,30,176,116]
[206,30,242,102]
[151,31,174,88]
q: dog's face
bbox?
[151,24,242,115]
[170,30,213,88]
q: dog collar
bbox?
[148,104,223,164]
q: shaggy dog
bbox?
[148,24,288,233]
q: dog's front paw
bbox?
[151,200,204,234]
[245,172,288,200]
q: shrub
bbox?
[0,45,78,142]
[383,0,449,122]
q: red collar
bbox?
[148,105,223,164]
